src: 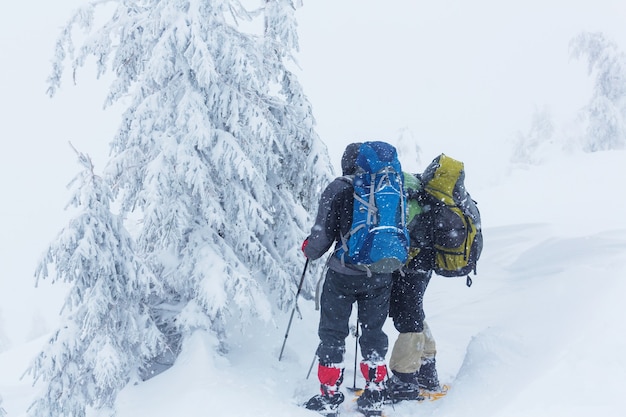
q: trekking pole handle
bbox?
[278,259,309,361]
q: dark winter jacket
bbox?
[304,177,362,274]
[304,143,367,275]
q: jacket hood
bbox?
[341,142,362,175]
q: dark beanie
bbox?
[341,142,362,175]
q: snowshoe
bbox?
[386,374,424,403]
[417,358,441,391]
[356,385,386,416]
[304,391,344,416]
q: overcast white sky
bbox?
[295,0,626,170]
[1,0,625,343]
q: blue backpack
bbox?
[335,141,410,274]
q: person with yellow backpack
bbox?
[387,154,483,402]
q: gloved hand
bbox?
[301,238,309,258]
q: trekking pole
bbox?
[306,351,317,379]
[279,259,309,361]
[351,318,360,390]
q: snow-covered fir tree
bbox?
[511,106,555,165]
[0,393,6,417]
[46,0,332,367]
[26,310,49,342]
[570,31,626,151]
[27,148,165,417]
[394,127,422,172]
[0,310,9,353]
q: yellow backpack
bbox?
[415,154,483,285]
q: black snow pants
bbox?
[317,268,393,365]
[389,268,432,333]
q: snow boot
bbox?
[356,362,388,416]
[304,392,345,416]
[417,357,440,391]
[387,372,424,403]
[304,364,345,416]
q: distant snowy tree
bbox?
[0,310,9,353]
[26,310,49,342]
[0,394,6,417]
[394,127,422,172]
[27,148,165,417]
[570,32,626,151]
[511,106,555,165]
[47,0,331,368]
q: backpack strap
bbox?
[334,175,354,263]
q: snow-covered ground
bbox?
[2,149,625,416]
[3,1,626,416]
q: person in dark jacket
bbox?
[302,142,392,417]
[386,172,441,401]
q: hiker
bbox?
[302,142,405,417]
[386,171,441,401]
[387,155,482,401]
